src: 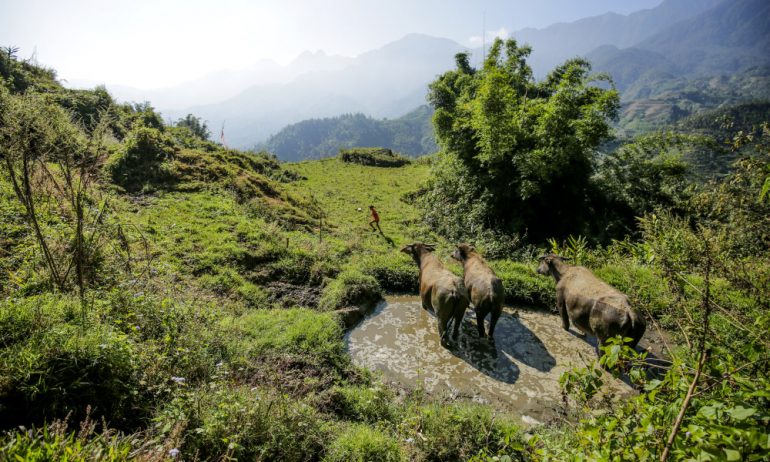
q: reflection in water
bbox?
[346,295,634,424]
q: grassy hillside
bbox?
[2,48,768,461]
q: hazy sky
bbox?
[1,0,662,89]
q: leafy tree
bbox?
[176,113,209,140]
[591,132,695,239]
[423,38,619,242]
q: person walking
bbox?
[369,205,382,233]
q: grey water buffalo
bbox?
[401,242,470,346]
[537,254,646,353]
[451,243,505,339]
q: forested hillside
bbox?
[261,105,437,161]
[1,30,769,462]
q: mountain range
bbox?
[71,0,770,157]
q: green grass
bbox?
[324,423,404,462]
[285,157,433,248]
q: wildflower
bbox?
[171,376,186,384]
[216,361,224,367]
[405,437,414,443]
[169,448,180,457]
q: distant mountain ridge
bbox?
[260,105,437,161]
[170,34,467,149]
[512,0,725,76]
[120,0,767,157]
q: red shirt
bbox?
[370,208,379,221]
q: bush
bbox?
[327,384,398,424]
[0,325,146,430]
[319,268,383,311]
[0,295,73,348]
[490,260,555,307]
[324,423,403,462]
[0,419,140,461]
[105,126,177,192]
[222,308,346,365]
[594,263,674,319]
[339,147,411,167]
[160,385,327,461]
[410,403,524,461]
[358,253,418,292]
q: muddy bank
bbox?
[346,296,664,425]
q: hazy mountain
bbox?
[512,0,724,76]
[636,0,770,75]
[175,34,466,149]
[588,0,770,90]
[66,51,352,110]
[261,105,436,161]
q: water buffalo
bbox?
[451,244,505,339]
[537,254,646,353]
[401,242,469,346]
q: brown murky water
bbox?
[346,296,641,425]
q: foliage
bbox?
[358,252,419,292]
[261,106,438,161]
[0,46,59,94]
[106,126,178,192]
[175,113,209,140]
[158,384,328,461]
[326,384,399,424]
[0,417,140,461]
[324,423,404,462]
[488,260,555,307]
[318,267,382,311]
[0,85,114,295]
[0,320,147,429]
[339,147,411,167]
[408,403,526,461]
[592,132,696,239]
[424,39,619,242]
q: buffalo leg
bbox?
[437,310,452,346]
[557,291,570,331]
[488,309,501,338]
[452,308,464,339]
[475,308,487,337]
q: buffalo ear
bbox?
[424,243,437,252]
[468,245,475,253]
[400,244,413,254]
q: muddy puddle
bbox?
[346,295,659,425]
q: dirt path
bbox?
[346,295,665,425]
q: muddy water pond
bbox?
[346,296,640,425]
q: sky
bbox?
[0,0,662,89]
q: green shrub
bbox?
[0,419,140,461]
[327,384,398,423]
[339,147,411,167]
[0,295,74,347]
[222,308,346,365]
[410,403,524,461]
[358,253,418,292]
[594,263,674,319]
[0,325,146,429]
[324,423,403,462]
[160,385,326,461]
[105,126,177,192]
[319,268,383,311]
[490,260,555,307]
[236,281,270,308]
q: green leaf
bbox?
[728,406,756,421]
[724,448,741,461]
